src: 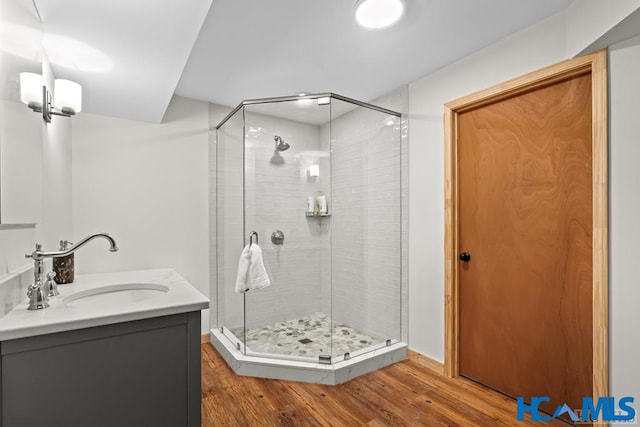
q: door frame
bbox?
[443,50,608,403]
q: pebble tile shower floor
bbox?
[231,313,384,358]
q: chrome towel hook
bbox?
[248,231,258,246]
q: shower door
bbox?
[241,98,332,362]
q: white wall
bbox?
[0,100,42,224]
[0,55,72,316]
[566,0,640,56]
[609,34,640,399]
[40,58,73,246]
[71,95,211,331]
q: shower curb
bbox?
[209,328,407,385]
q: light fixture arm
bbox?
[21,73,81,123]
[26,86,76,123]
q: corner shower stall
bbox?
[210,93,406,384]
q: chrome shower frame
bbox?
[214,92,401,130]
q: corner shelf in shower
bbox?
[305,212,331,218]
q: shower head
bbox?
[274,135,290,151]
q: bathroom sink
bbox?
[63,283,169,307]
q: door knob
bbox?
[459,252,471,262]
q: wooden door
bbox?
[457,73,593,414]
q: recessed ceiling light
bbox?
[354,0,406,30]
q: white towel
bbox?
[234,243,271,293]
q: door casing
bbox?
[443,50,608,416]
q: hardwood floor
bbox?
[201,344,566,426]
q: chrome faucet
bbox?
[24,233,119,310]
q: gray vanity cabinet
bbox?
[0,312,201,427]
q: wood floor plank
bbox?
[201,344,566,426]
[283,382,368,425]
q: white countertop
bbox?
[0,268,209,341]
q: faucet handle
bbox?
[27,282,49,310]
[25,243,43,258]
[45,271,59,297]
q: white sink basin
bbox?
[63,283,169,307]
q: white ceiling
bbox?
[34,0,573,123]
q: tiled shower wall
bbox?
[243,110,329,329]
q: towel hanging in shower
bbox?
[235,243,271,293]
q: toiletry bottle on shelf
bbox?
[316,192,328,215]
[53,240,74,284]
[307,196,315,214]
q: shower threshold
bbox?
[209,319,407,385]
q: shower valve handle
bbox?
[271,230,285,245]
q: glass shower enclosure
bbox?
[213,93,403,376]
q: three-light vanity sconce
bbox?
[19,72,82,123]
